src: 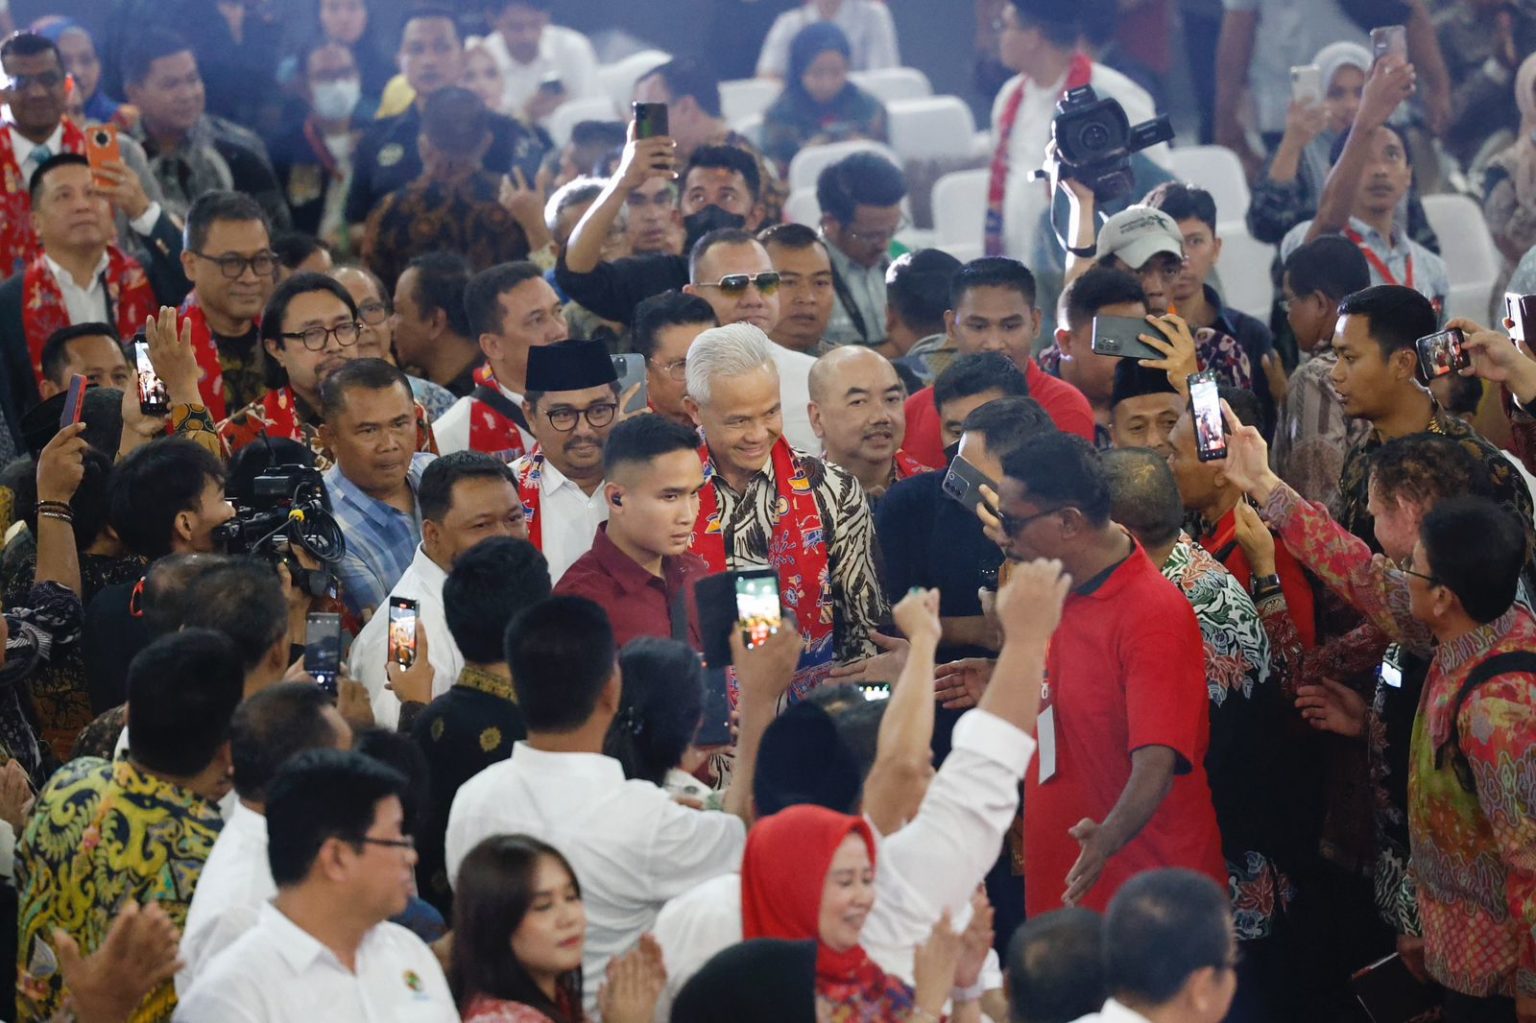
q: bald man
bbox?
[808,346,929,498]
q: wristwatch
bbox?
[1252,573,1282,596]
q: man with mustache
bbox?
[808,345,927,500]
[511,339,622,584]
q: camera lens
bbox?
[1080,122,1111,153]
[94,131,109,146]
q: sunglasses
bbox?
[698,271,781,297]
[1000,506,1065,536]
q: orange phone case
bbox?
[84,125,121,176]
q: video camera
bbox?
[1050,86,1174,201]
[214,463,347,597]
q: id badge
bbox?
[1037,705,1057,782]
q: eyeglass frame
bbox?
[3,69,66,92]
[1000,505,1068,536]
[1400,565,1440,586]
[537,400,620,433]
[842,215,911,246]
[189,248,280,280]
[351,834,415,851]
[651,356,688,382]
[279,321,364,352]
[695,271,782,297]
[356,298,392,326]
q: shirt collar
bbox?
[326,455,424,531]
[536,455,597,498]
[590,523,664,595]
[1438,606,1523,672]
[509,741,628,784]
[43,250,110,291]
[1347,215,1403,251]
[456,664,517,702]
[409,543,449,588]
[114,757,222,815]
[259,901,345,975]
[226,798,269,837]
[1098,1000,1156,1023]
[10,122,65,165]
[820,231,888,278]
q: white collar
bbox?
[225,799,269,837]
[536,455,601,499]
[10,122,65,165]
[509,741,628,784]
[408,543,450,589]
[1097,998,1156,1023]
[259,901,349,975]
[43,249,110,290]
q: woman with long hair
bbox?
[761,21,888,171]
[605,638,712,803]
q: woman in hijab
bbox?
[1483,54,1536,265]
[34,19,135,129]
[761,22,888,171]
[740,804,976,1021]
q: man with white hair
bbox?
[684,323,887,698]
[808,346,929,499]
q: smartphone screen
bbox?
[734,570,781,649]
[387,597,418,669]
[134,341,168,415]
[60,374,87,429]
[1415,328,1469,379]
[305,612,342,694]
[1188,371,1227,461]
[632,101,669,139]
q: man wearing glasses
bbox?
[815,151,908,347]
[511,339,621,583]
[630,291,718,427]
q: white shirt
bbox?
[10,123,65,181]
[445,743,746,1016]
[347,544,462,729]
[42,251,111,325]
[651,709,1036,1018]
[1221,0,1367,135]
[510,452,608,584]
[177,801,274,995]
[433,381,535,458]
[992,63,1168,261]
[1069,998,1149,1023]
[173,902,457,1023]
[480,25,602,117]
[769,343,820,453]
[756,0,900,77]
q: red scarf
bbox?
[468,364,530,462]
[892,449,929,482]
[19,246,156,386]
[984,54,1094,257]
[219,385,307,454]
[0,120,87,278]
[742,805,879,985]
[690,437,834,701]
[515,449,545,549]
[175,300,239,420]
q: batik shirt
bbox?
[16,757,223,1023]
[0,582,81,779]
[1271,348,1370,515]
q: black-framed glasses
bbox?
[652,357,688,382]
[1000,505,1066,536]
[1400,566,1440,586]
[697,272,781,297]
[543,401,618,432]
[190,249,279,280]
[3,70,65,91]
[280,321,363,351]
[357,299,391,326]
[845,216,910,245]
[354,834,415,851]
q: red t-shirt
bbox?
[1023,544,1226,916]
[904,359,1096,466]
[1203,507,1318,649]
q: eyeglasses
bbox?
[354,834,415,851]
[357,299,391,326]
[543,401,618,432]
[190,249,279,280]
[697,272,781,297]
[1400,566,1440,586]
[1000,505,1065,536]
[280,321,363,351]
[845,216,910,245]
[653,357,688,382]
[3,70,65,91]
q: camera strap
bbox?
[829,264,871,343]
[1343,228,1413,290]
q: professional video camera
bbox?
[1050,86,1174,201]
[214,463,346,596]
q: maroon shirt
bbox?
[554,525,709,649]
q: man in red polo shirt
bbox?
[904,256,1094,466]
[555,413,708,648]
[994,430,1223,915]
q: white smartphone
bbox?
[1290,64,1323,106]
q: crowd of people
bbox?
[1,0,1535,1021]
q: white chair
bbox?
[787,138,904,192]
[848,67,932,104]
[1212,224,1276,321]
[1422,192,1502,324]
[785,188,821,227]
[596,49,671,111]
[543,95,619,149]
[930,168,990,249]
[936,240,983,263]
[733,112,765,148]
[1166,145,1252,225]
[720,78,782,126]
[885,96,977,162]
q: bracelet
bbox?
[38,510,74,524]
[35,500,71,515]
[1251,573,1281,594]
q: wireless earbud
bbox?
[611,494,623,506]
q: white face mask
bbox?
[311,78,362,121]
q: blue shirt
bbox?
[325,452,434,617]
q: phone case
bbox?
[1091,316,1166,362]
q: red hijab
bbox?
[740,805,877,985]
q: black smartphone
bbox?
[1091,315,1166,361]
[60,374,87,429]
[695,664,733,747]
[1415,328,1469,380]
[387,597,418,669]
[1506,293,1536,345]
[942,455,999,517]
[305,611,342,696]
[633,101,669,139]
[735,568,781,650]
[133,337,168,415]
[1188,370,1227,462]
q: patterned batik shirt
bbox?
[16,757,223,1023]
[1271,348,1371,516]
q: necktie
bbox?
[28,143,52,175]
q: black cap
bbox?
[525,339,618,393]
[21,386,124,459]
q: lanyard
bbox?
[1344,227,1413,290]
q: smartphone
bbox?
[942,455,999,518]
[1188,370,1228,462]
[611,353,646,393]
[1290,64,1323,106]
[133,339,168,415]
[633,101,669,140]
[1371,25,1408,64]
[734,568,781,650]
[387,596,418,669]
[60,374,87,429]
[304,612,342,696]
[84,124,121,183]
[858,682,892,702]
[695,664,733,746]
[1416,328,1469,379]
[1091,315,1166,361]
[1505,293,1536,345]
